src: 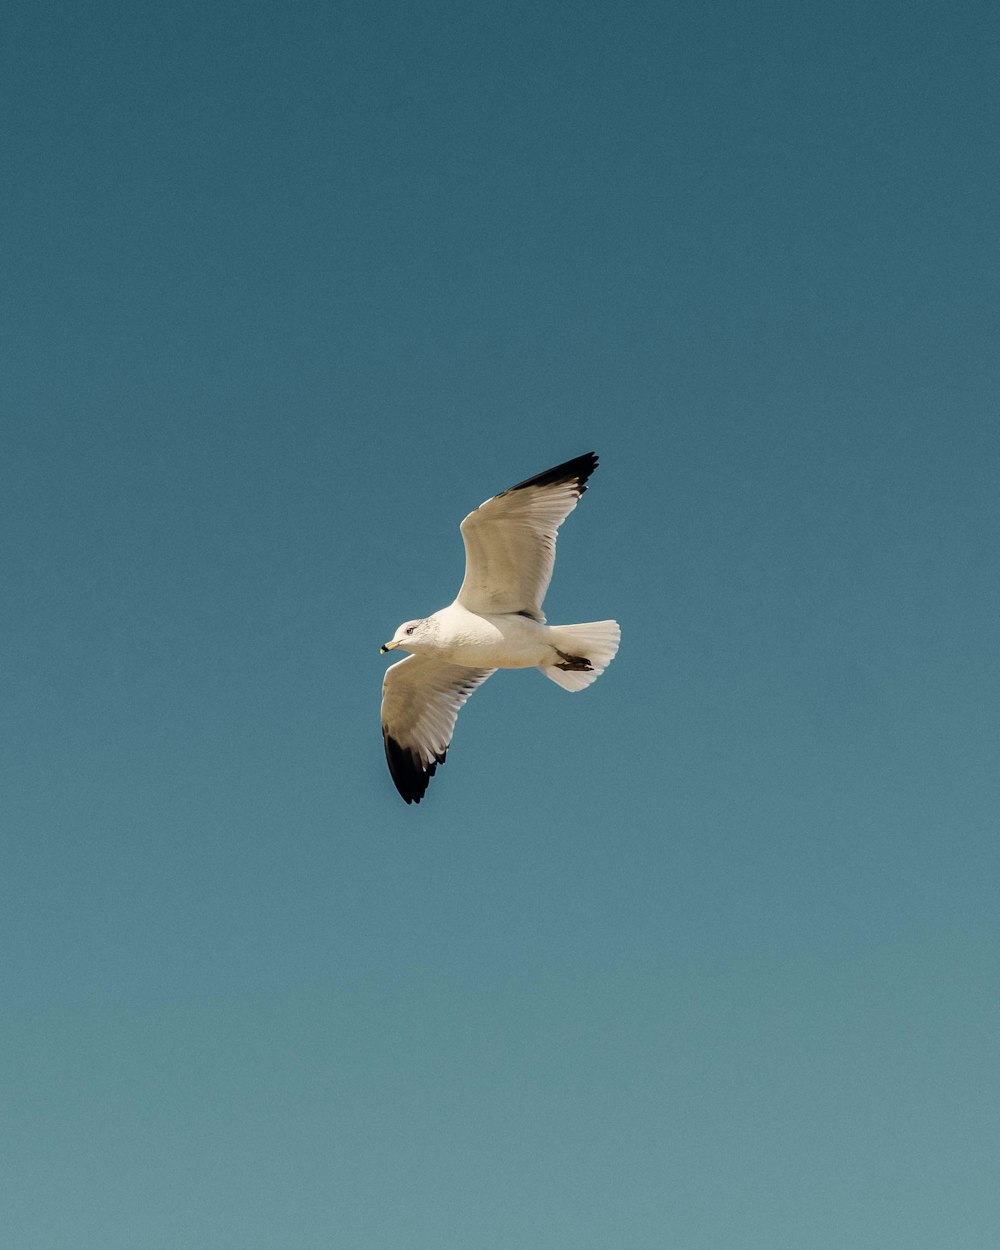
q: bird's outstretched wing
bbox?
[455,452,598,621]
[381,655,496,804]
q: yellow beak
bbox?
[380,641,399,654]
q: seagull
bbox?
[380,452,620,804]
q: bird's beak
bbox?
[380,641,398,654]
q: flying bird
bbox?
[380,452,620,804]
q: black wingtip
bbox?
[383,731,446,805]
[503,452,599,498]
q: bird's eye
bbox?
[405,625,415,635]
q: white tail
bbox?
[541,620,621,691]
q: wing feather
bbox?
[381,655,495,804]
[456,452,598,619]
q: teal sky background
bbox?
[3,1,999,1246]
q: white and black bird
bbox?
[379,453,620,804]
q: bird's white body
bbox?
[396,602,620,680]
[418,603,552,669]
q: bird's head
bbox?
[380,617,436,655]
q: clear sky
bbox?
[3,2,999,1247]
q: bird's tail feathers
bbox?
[541,620,621,691]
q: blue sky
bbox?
[3,2,999,1246]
